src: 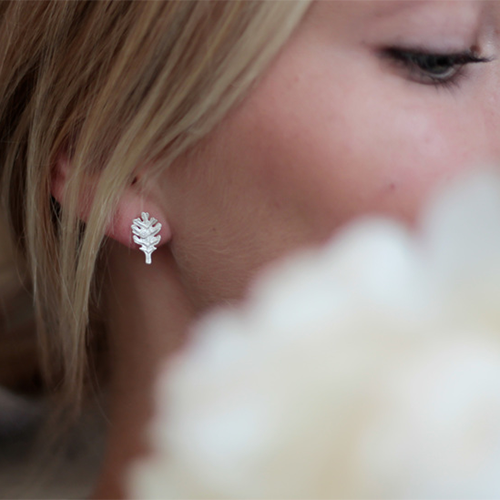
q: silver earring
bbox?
[131,212,162,264]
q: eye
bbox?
[382,47,492,87]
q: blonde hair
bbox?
[0,0,311,431]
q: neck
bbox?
[90,242,194,499]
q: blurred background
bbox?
[0,212,105,499]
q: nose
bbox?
[481,44,500,163]
[467,86,500,168]
[479,1,500,162]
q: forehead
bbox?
[307,0,491,22]
[300,0,498,47]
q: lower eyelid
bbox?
[401,63,467,89]
[378,50,479,88]
[407,61,461,81]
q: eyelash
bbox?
[382,47,492,89]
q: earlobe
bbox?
[50,152,171,251]
[108,186,171,251]
[130,212,163,264]
[50,151,71,204]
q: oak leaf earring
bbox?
[131,212,162,264]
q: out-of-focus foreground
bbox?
[130,169,500,499]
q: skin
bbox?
[86,1,500,497]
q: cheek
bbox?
[239,57,485,231]
[165,35,492,308]
[340,90,488,223]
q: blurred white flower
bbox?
[128,169,500,499]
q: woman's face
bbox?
[160,0,500,308]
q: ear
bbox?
[51,153,171,249]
